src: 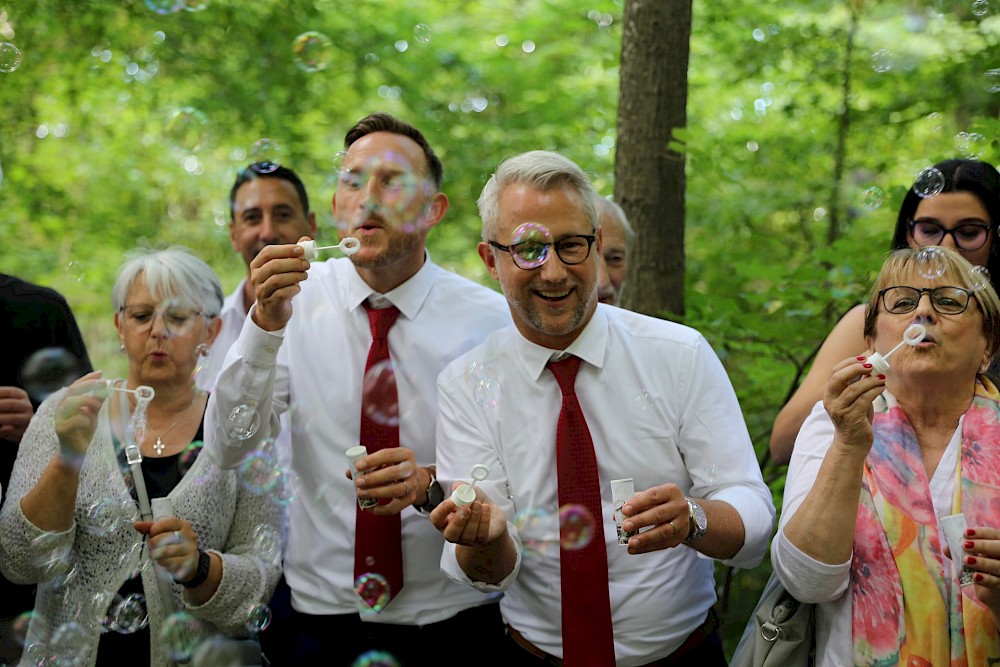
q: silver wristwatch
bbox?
[683,498,707,543]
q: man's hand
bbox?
[351,446,421,516]
[250,239,312,332]
[0,386,33,446]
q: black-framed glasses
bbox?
[119,303,205,335]
[908,218,992,251]
[878,285,974,315]
[488,235,596,270]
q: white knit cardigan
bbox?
[0,386,284,667]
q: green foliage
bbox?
[1,0,998,656]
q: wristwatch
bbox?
[684,498,708,544]
[415,465,444,513]
[181,550,211,588]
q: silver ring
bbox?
[173,530,181,542]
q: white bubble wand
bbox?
[451,464,490,508]
[868,323,926,375]
[298,237,361,260]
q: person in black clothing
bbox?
[0,273,93,664]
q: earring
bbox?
[194,343,210,357]
[119,343,125,353]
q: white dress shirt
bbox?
[436,304,775,666]
[204,255,512,624]
[197,279,247,394]
[772,398,960,667]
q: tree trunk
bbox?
[615,0,692,320]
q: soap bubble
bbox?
[190,634,246,667]
[870,49,894,73]
[413,24,433,44]
[64,260,87,283]
[334,151,432,233]
[110,593,149,634]
[508,222,552,269]
[559,503,596,551]
[239,449,281,495]
[362,360,399,427]
[473,376,502,408]
[250,139,281,172]
[165,107,208,151]
[354,573,391,612]
[972,0,993,16]
[858,185,885,211]
[19,347,88,404]
[49,622,88,666]
[969,265,991,291]
[912,167,945,198]
[161,611,203,662]
[513,507,557,557]
[352,650,402,667]
[0,42,23,73]
[954,131,986,159]
[181,0,209,11]
[915,246,947,279]
[12,611,34,645]
[251,524,283,567]
[244,603,272,634]
[227,403,261,440]
[85,497,121,536]
[986,68,1000,94]
[144,0,183,14]
[293,32,332,72]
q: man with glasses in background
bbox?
[428,150,775,666]
[204,112,510,663]
[593,193,635,307]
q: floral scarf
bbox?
[851,380,1000,667]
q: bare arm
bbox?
[770,304,868,465]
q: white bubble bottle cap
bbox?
[298,237,361,261]
[451,464,490,508]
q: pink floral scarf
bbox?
[851,380,1000,666]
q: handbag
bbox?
[729,570,816,667]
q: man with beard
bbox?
[204,112,510,663]
[429,150,774,666]
[198,163,318,391]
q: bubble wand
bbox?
[451,464,490,508]
[868,323,926,375]
[298,237,361,260]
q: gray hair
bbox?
[112,246,224,317]
[593,194,636,244]
[477,150,598,242]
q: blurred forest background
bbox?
[1,0,998,655]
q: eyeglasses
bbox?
[908,218,992,252]
[488,235,596,270]
[878,285,974,316]
[119,304,205,335]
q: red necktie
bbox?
[548,356,615,666]
[354,303,404,609]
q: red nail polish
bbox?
[975,573,984,583]
[856,356,866,361]
[877,374,886,380]
[967,556,977,565]
[966,529,976,537]
[863,363,873,369]
[964,541,974,549]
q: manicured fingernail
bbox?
[965,541,975,549]
[856,356,866,361]
[975,573,984,583]
[966,529,976,537]
[967,556,977,565]
[863,363,873,369]
[877,374,886,380]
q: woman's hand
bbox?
[136,518,200,583]
[823,355,886,451]
[54,371,107,466]
[962,527,1000,622]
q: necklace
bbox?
[146,392,202,456]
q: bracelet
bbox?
[181,550,211,588]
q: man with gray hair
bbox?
[593,194,635,306]
[430,150,774,666]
